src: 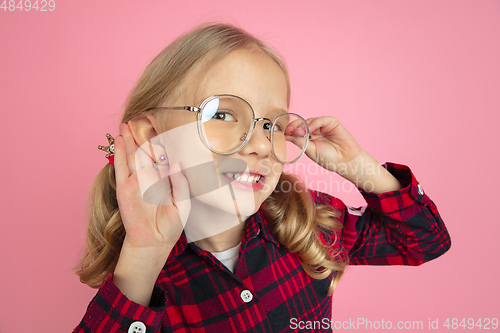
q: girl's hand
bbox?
[298,116,403,195]
[114,122,190,254]
[112,122,191,306]
[303,116,363,172]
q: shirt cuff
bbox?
[359,162,434,221]
[82,274,167,332]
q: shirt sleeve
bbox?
[312,162,451,266]
[73,274,167,333]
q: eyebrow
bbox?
[262,108,288,119]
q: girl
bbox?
[75,23,450,333]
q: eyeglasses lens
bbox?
[199,96,308,164]
[199,96,253,155]
[271,113,309,164]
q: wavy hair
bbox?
[76,23,347,293]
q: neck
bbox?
[186,197,248,253]
[195,224,245,253]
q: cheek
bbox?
[270,162,284,179]
[261,163,283,194]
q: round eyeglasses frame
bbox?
[147,94,310,164]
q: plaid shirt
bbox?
[74,163,451,333]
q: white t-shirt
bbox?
[211,242,241,273]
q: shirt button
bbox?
[417,184,424,196]
[128,321,146,333]
[240,289,253,303]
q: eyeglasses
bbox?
[147,94,310,164]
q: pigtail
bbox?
[76,164,125,288]
[264,173,347,294]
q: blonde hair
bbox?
[76,23,347,292]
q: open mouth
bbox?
[224,173,263,184]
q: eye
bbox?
[263,121,283,132]
[213,110,237,122]
[273,123,283,132]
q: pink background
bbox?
[1,1,499,332]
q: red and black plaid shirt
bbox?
[74,163,451,333]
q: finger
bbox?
[305,117,316,125]
[306,117,326,133]
[149,143,170,178]
[136,147,172,204]
[141,172,173,206]
[136,141,153,170]
[286,134,308,148]
[113,135,129,187]
[121,122,138,175]
[285,119,307,136]
[170,162,191,204]
[285,125,307,137]
[307,117,339,137]
[136,141,170,177]
[169,162,191,226]
[136,138,168,166]
[286,118,305,129]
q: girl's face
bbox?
[153,46,288,221]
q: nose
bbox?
[239,120,272,158]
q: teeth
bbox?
[225,173,262,183]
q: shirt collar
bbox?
[244,210,280,247]
[168,209,280,259]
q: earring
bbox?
[240,132,248,141]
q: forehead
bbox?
[196,48,289,116]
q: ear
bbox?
[127,113,160,160]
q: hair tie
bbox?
[97,133,115,166]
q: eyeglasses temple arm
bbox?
[147,106,201,113]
